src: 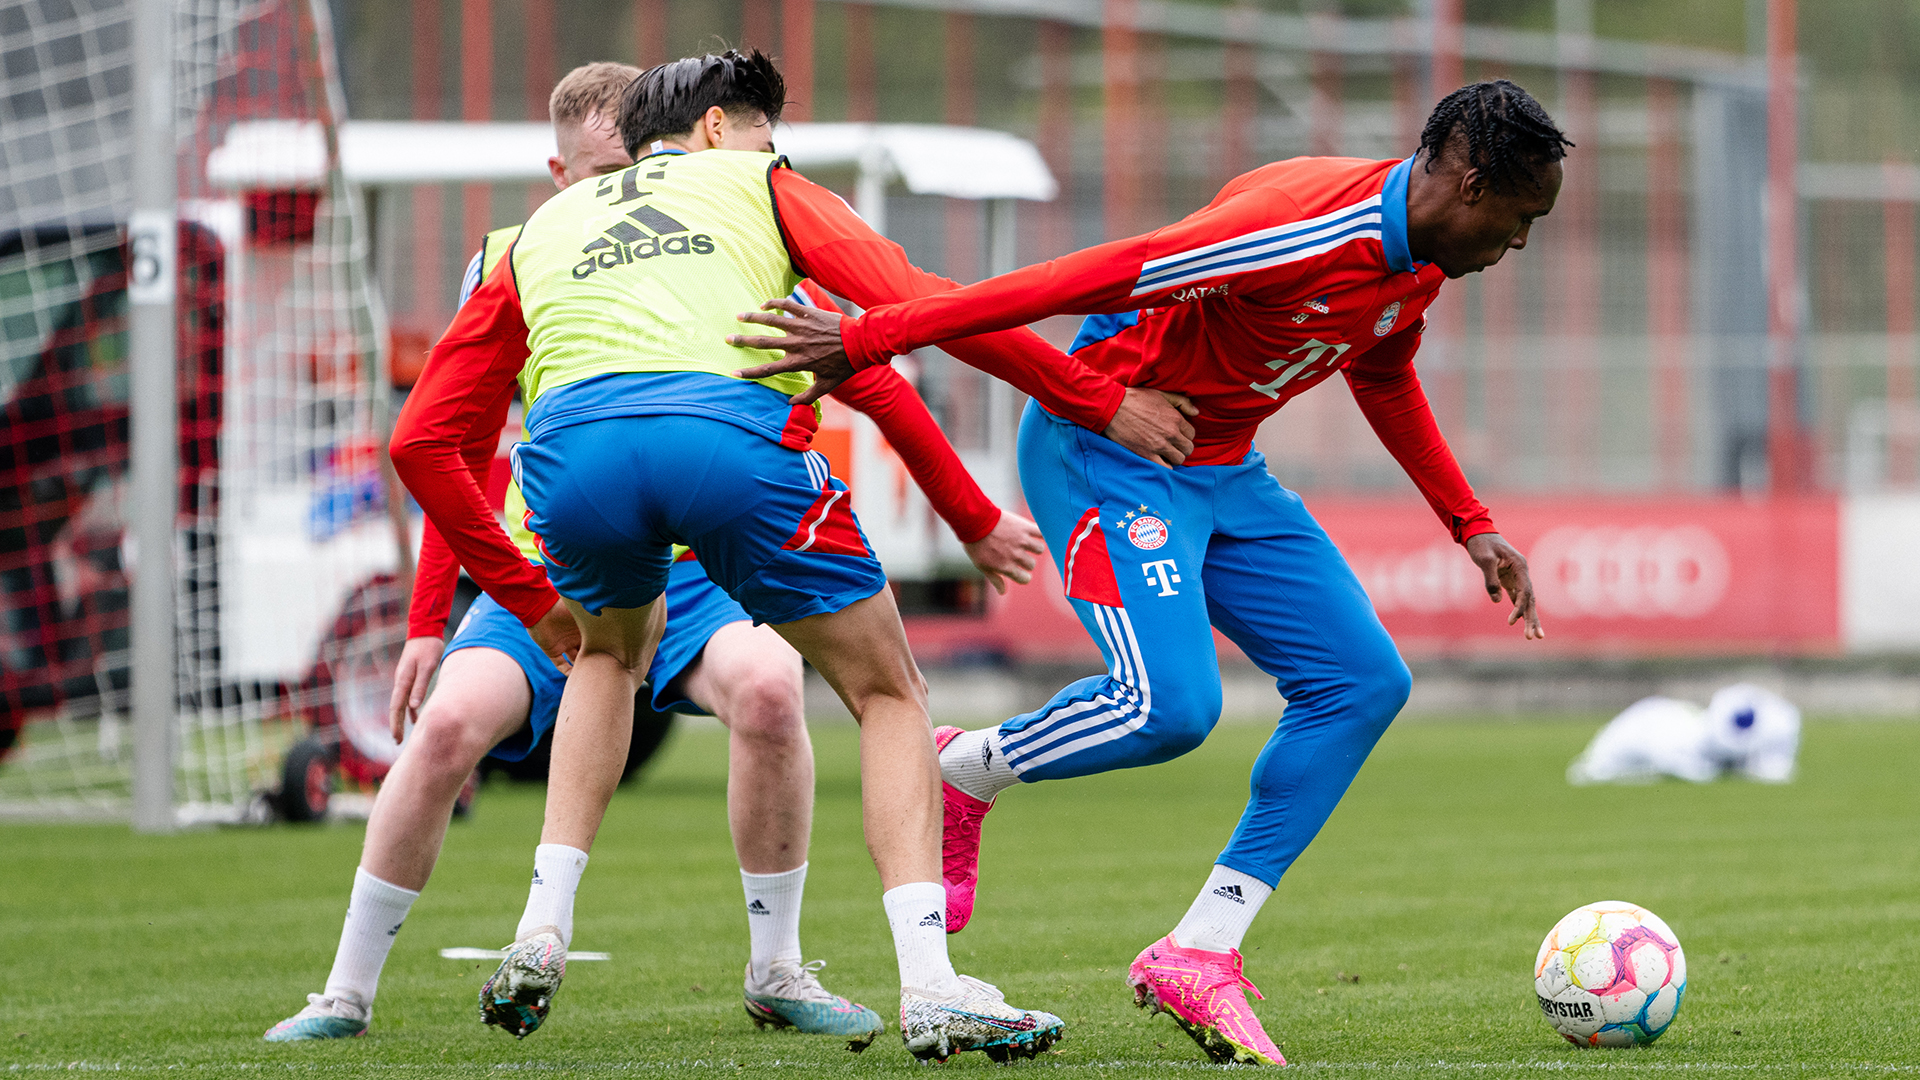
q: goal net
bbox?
[0,0,406,821]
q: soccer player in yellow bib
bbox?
[268,63,1048,1047]
[391,51,1190,1061]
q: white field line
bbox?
[437,947,611,961]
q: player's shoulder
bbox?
[1214,156,1400,217]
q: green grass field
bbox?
[4,714,1917,1076]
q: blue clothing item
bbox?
[525,370,811,446]
[646,558,756,715]
[1377,152,1419,274]
[511,406,886,623]
[1004,401,1411,887]
[446,561,756,761]
[444,590,567,762]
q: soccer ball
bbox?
[1533,901,1686,1047]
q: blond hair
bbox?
[548,62,644,127]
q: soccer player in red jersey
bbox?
[389,51,1193,1060]
[733,80,1569,1065]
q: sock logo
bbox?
[387,920,404,937]
[1211,883,1246,904]
[747,900,770,915]
[532,869,544,886]
[918,910,945,928]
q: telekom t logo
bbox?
[1142,559,1182,596]
[1249,338,1351,398]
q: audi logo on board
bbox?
[1529,526,1732,619]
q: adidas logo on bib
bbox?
[572,202,714,279]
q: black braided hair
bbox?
[619,49,788,157]
[1418,79,1573,195]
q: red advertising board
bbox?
[902,495,1841,664]
[1309,495,1840,657]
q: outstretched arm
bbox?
[762,169,1127,430]
[742,170,1197,464]
[734,178,1304,380]
[1345,319,1541,639]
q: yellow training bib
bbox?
[508,149,807,407]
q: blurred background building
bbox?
[337,0,1920,500]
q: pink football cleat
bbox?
[1127,934,1285,1066]
[933,726,995,934]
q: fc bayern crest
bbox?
[1127,516,1169,550]
[1373,301,1402,336]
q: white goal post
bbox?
[0,0,404,824]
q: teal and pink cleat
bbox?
[1127,934,1285,1066]
[743,960,886,1051]
[933,726,994,934]
[262,993,369,1041]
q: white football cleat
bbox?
[898,975,1065,1063]
[743,960,886,1050]
[262,993,369,1041]
[479,927,566,1038]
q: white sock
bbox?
[321,868,420,1011]
[515,843,589,948]
[1170,865,1273,954]
[741,863,807,986]
[882,881,960,995]
[939,727,1021,801]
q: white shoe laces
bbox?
[291,992,367,1022]
[750,958,838,1003]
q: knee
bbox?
[1349,652,1411,732]
[717,658,805,742]
[404,704,497,778]
[1134,678,1222,762]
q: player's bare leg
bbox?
[771,591,937,892]
[266,647,530,1041]
[482,596,665,1039]
[771,588,1064,1062]
[679,619,883,1044]
[681,621,812,875]
[537,597,665,853]
[363,649,531,889]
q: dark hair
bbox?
[1419,79,1573,195]
[618,49,787,157]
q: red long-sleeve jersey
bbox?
[391,163,1086,630]
[840,155,1497,543]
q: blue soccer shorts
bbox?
[1001,401,1413,887]
[510,412,886,625]
[446,559,754,762]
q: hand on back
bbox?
[1104,388,1198,467]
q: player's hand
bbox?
[389,635,445,743]
[1103,387,1198,467]
[1465,532,1544,640]
[528,598,581,674]
[964,510,1048,595]
[728,297,851,404]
